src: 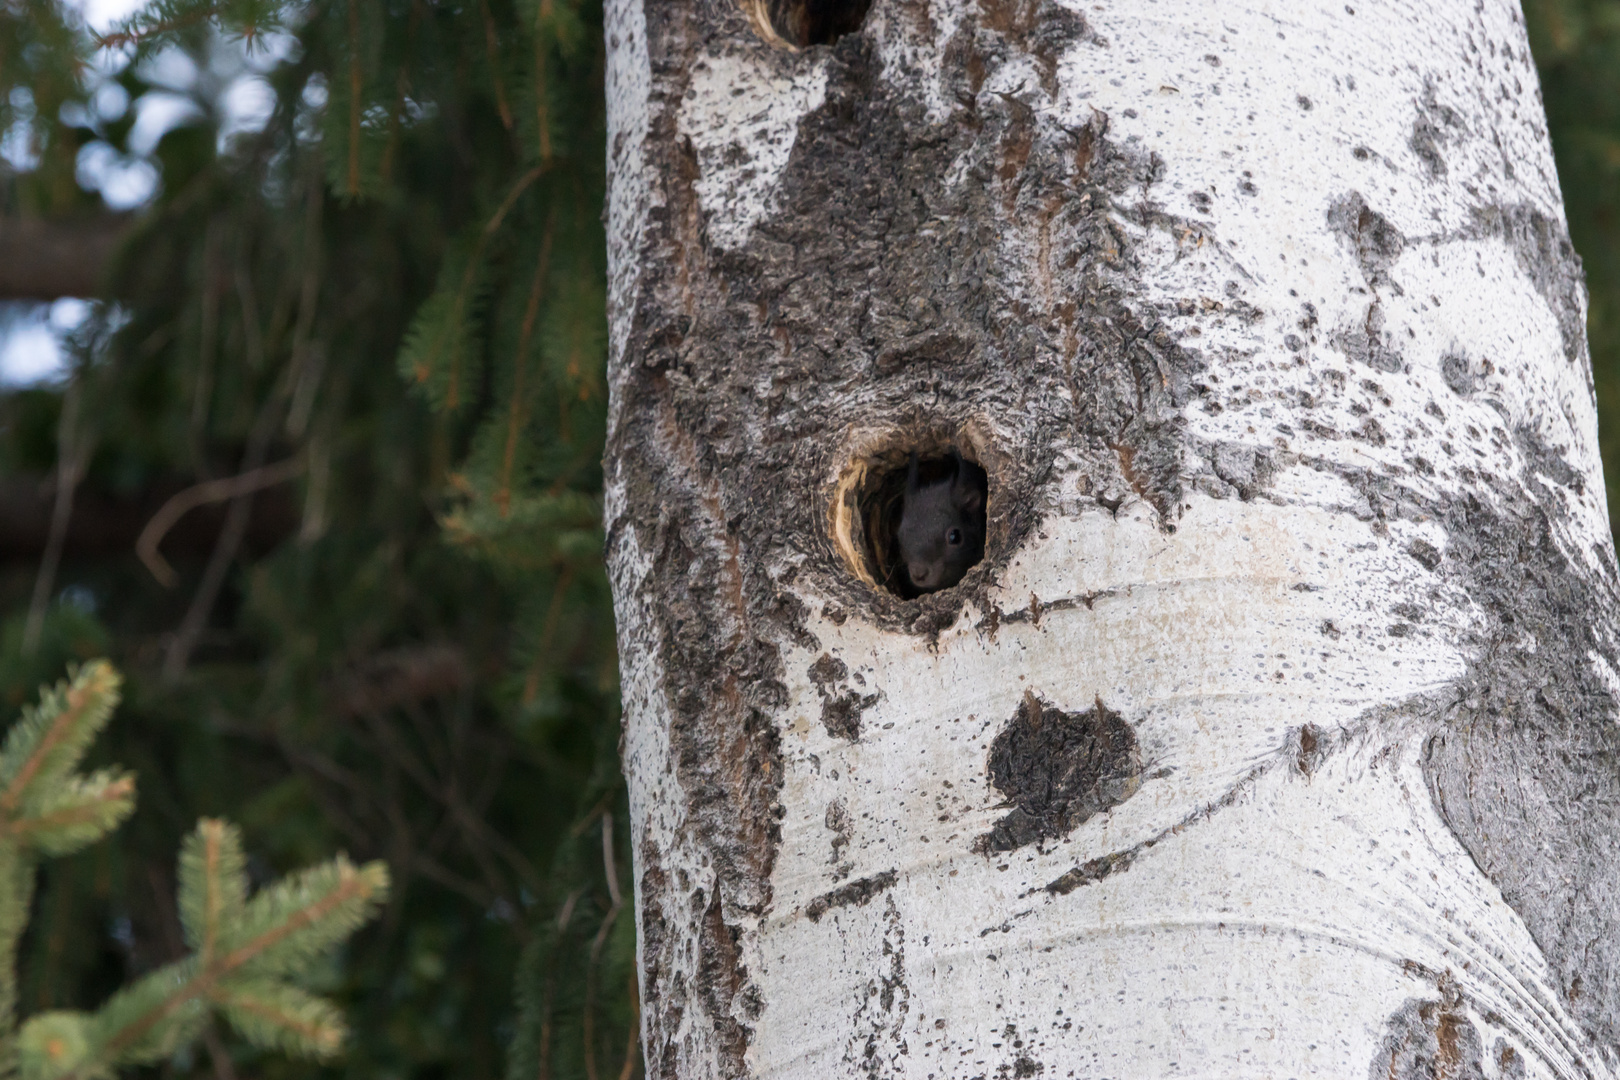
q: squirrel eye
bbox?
[947,528,963,545]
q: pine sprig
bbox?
[398,164,550,412]
[9,770,136,857]
[16,831,387,1078]
[213,981,345,1060]
[214,855,389,981]
[0,669,388,1079]
[178,819,248,961]
[0,662,123,819]
[4,0,624,1069]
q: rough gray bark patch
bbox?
[1328,191,1405,286]
[1369,990,1486,1080]
[1421,481,1620,1048]
[978,691,1140,853]
[1467,203,1589,366]
[1409,81,1465,181]
[1250,167,1617,1052]
[698,886,760,1065]
[613,5,1209,1068]
[1267,391,1620,1050]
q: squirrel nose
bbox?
[909,563,933,585]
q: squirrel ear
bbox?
[906,451,919,492]
[954,479,983,514]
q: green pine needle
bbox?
[177,819,248,961]
[214,980,346,1060]
[397,265,490,414]
[85,959,211,1069]
[216,856,390,981]
[11,769,136,857]
[0,664,388,1077]
[0,662,121,827]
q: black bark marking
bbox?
[1327,192,1411,371]
[1514,425,1584,494]
[1294,723,1325,775]
[1494,1040,1527,1080]
[975,0,1096,98]
[1044,849,1136,895]
[808,651,848,687]
[1441,348,1484,396]
[1335,299,1406,374]
[820,692,873,740]
[806,869,897,922]
[824,798,853,879]
[1407,538,1442,571]
[1209,441,1275,500]
[1327,192,1404,283]
[808,651,878,739]
[978,692,1141,853]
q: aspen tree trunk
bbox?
[603,1,1620,1076]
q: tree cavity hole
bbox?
[747,0,873,48]
[830,428,990,600]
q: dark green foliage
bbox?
[0,0,627,1076]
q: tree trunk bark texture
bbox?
[603,1,1620,1076]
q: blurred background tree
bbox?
[0,0,1612,1077]
[0,0,632,1077]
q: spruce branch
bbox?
[91,0,289,51]
[77,850,387,1071]
[0,669,387,1079]
[0,662,122,816]
[398,164,549,412]
[178,819,247,962]
[7,771,136,857]
[212,981,344,1060]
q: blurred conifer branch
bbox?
[0,0,631,1070]
[0,662,385,1079]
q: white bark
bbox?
[604,1,1620,1077]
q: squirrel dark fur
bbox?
[895,451,986,596]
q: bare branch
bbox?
[136,456,305,588]
[0,216,130,301]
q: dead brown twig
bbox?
[137,456,306,587]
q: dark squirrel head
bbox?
[895,451,987,596]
